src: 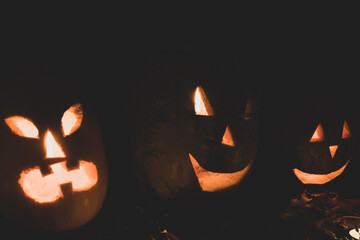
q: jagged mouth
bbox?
[18,160,98,203]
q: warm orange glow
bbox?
[18,160,98,203]
[4,116,39,139]
[329,145,338,158]
[293,160,350,184]
[189,153,251,192]
[310,123,324,142]
[350,228,360,239]
[221,126,235,147]
[45,130,66,158]
[62,103,83,137]
[194,86,214,116]
[342,120,351,139]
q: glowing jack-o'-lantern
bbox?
[132,69,259,200]
[0,79,107,231]
[189,86,253,192]
[6,105,98,203]
[293,119,352,185]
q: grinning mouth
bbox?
[189,153,252,192]
[293,159,350,184]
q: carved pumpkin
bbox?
[288,85,356,187]
[131,57,259,200]
[292,116,352,185]
[0,78,108,231]
[293,119,352,184]
[278,83,360,240]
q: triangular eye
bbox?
[4,116,39,139]
[194,86,214,116]
[342,120,351,139]
[310,123,324,142]
[61,103,83,137]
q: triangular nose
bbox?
[221,126,235,147]
[329,145,338,158]
[45,130,66,159]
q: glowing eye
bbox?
[61,103,83,137]
[194,86,214,116]
[4,116,39,139]
[310,123,324,142]
[342,120,351,139]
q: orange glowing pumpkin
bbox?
[285,83,357,191]
[0,79,108,231]
[293,119,352,185]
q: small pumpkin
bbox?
[0,77,108,231]
[290,87,355,186]
[293,118,352,184]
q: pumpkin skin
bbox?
[0,78,108,231]
[132,58,259,200]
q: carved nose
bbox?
[221,126,235,147]
[45,130,66,159]
[329,145,338,158]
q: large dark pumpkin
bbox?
[131,57,259,200]
[0,77,108,231]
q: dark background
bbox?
[1,19,359,239]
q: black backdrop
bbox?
[1,31,359,240]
